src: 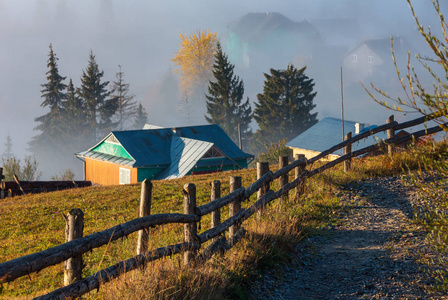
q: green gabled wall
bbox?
[92,142,133,160]
[188,158,249,175]
[137,167,167,181]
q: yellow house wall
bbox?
[289,147,340,162]
[85,158,138,185]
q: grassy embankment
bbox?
[0,146,427,299]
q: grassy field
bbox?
[0,149,423,299]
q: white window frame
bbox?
[352,54,358,63]
[368,55,373,63]
[119,167,131,185]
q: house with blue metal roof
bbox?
[75,124,254,185]
[286,117,388,161]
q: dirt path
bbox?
[250,175,446,299]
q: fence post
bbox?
[1,182,4,199]
[294,154,306,199]
[210,180,221,242]
[136,179,152,255]
[64,208,84,286]
[257,162,270,220]
[344,132,352,173]
[387,115,395,155]
[0,168,3,199]
[229,176,242,237]
[183,183,197,265]
[279,156,289,204]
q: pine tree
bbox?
[111,65,137,130]
[253,64,318,146]
[77,51,118,143]
[205,42,252,144]
[133,103,148,129]
[30,44,68,160]
[65,78,87,148]
[2,135,13,159]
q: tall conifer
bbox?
[111,65,137,130]
[205,42,252,144]
[133,103,148,129]
[254,64,318,146]
[30,44,67,160]
[65,78,87,148]
[77,51,118,144]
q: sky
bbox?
[0,0,445,176]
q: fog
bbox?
[0,0,445,178]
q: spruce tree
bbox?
[77,51,118,143]
[253,64,318,146]
[30,44,67,161]
[111,65,137,130]
[65,78,87,148]
[205,42,252,144]
[133,103,148,129]
[2,135,13,159]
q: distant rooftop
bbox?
[286,117,387,156]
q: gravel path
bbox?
[250,175,446,300]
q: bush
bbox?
[2,155,42,181]
[254,139,293,165]
[51,168,75,181]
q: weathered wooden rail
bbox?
[0,178,91,198]
[0,114,444,299]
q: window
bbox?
[119,168,131,184]
[106,134,119,144]
[352,54,358,63]
[202,147,224,159]
[368,56,373,63]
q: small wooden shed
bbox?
[75,125,253,185]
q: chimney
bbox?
[172,127,182,137]
[355,123,365,134]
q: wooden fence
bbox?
[0,114,445,299]
[0,175,92,198]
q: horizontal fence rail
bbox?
[0,213,200,283]
[0,113,444,299]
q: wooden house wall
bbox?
[85,158,137,185]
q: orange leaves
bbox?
[171,30,217,94]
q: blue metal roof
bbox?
[76,124,254,178]
[175,124,253,160]
[286,117,387,156]
[157,137,213,180]
[75,150,135,166]
[111,129,173,167]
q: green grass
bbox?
[0,149,422,299]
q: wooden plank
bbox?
[229,176,242,237]
[387,115,395,155]
[196,186,245,216]
[183,183,197,265]
[294,154,306,199]
[210,180,221,243]
[343,132,352,172]
[279,156,289,203]
[64,209,84,286]
[13,175,26,195]
[136,180,152,255]
[243,170,274,200]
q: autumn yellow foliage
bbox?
[171,30,217,94]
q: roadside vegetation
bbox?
[366,0,448,293]
[0,143,433,299]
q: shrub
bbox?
[2,155,42,181]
